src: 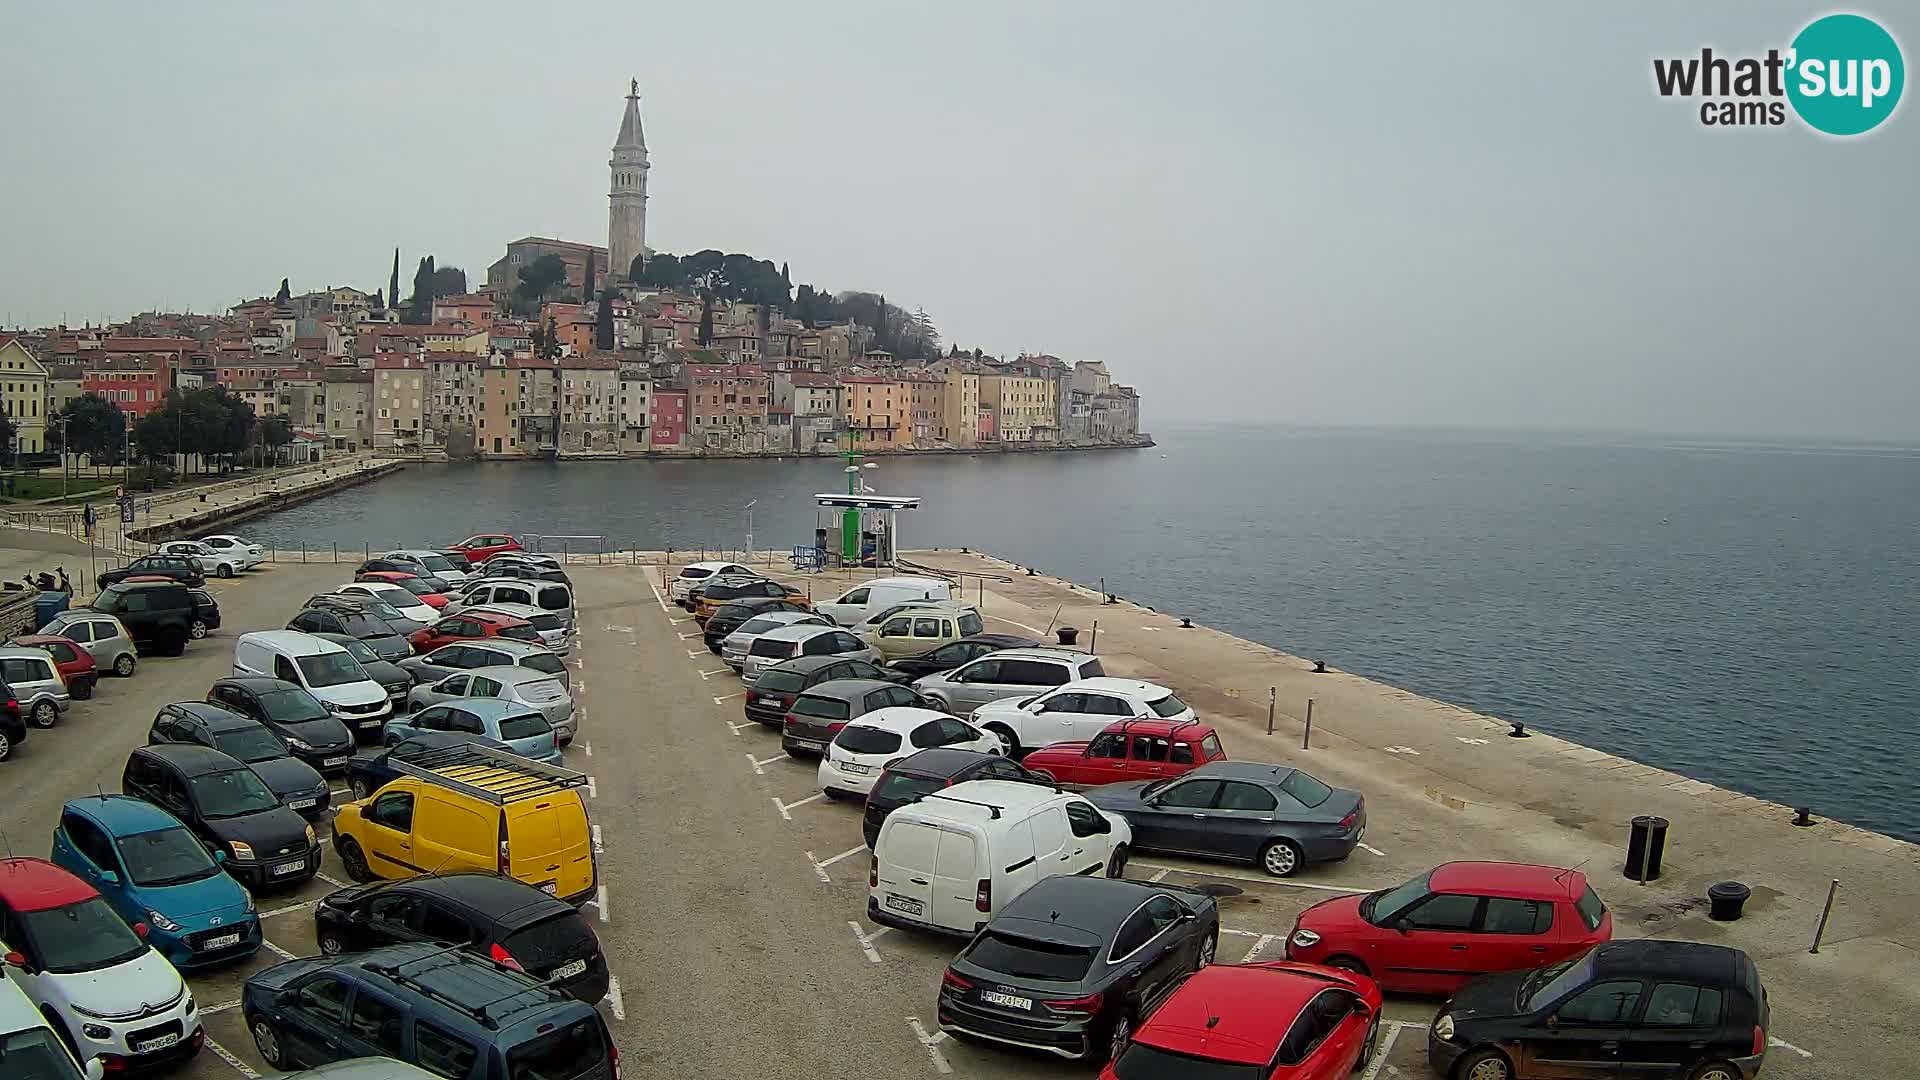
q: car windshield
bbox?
[257,688,331,723]
[190,769,281,818]
[417,554,459,573]
[0,1026,89,1080]
[1522,952,1598,1011]
[363,587,415,609]
[333,637,380,663]
[116,826,220,887]
[1279,770,1333,807]
[756,670,806,693]
[394,577,436,596]
[17,897,148,973]
[963,931,1097,981]
[498,712,552,740]
[523,653,566,676]
[1147,693,1188,718]
[212,725,288,763]
[338,614,392,637]
[505,1016,607,1080]
[297,651,368,688]
[736,617,785,635]
[836,725,902,755]
[1112,1043,1263,1080]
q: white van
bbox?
[867,779,1131,936]
[232,630,391,724]
[816,575,955,628]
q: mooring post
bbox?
[1301,696,1312,748]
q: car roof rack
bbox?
[364,946,547,1030]
[386,742,589,804]
[922,792,1002,819]
[1111,716,1204,740]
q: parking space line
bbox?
[314,872,350,889]
[594,884,609,923]
[686,649,703,659]
[206,1036,262,1079]
[808,845,865,882]
[1147,868,1170,883]
[604,976,626,1021]
[586,775,597,798]
[727,721,754,737]
[1769,1037,1814,1058]
[258,899,320,921]
[773,792,825,820]
[329,788,348,798]
[262,939,297,961]
[679,631,701,640]
[698,668,731,679]
[200,999,243,1016]
[1358,841,1387,857]
[1220,927,1261,938]
[1359,1022,1408,1080]
[646,577,670,612]
[591,824,604,855]
[603,625,634,634]
[712,692,744,703]
[582,741,593,756]
[1241,933,1278,962]
[849,920,884,963]
[985,614,1047,637]
[906,1017,953,1074]
[1134,861,1375,894]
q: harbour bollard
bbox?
[1508,721,1530,738]
[1793,806,1815,827]
[1707,881,1751,921]
[1180,617,1193,628]
[1312,659,1327,673]
[1625,815,1668,883]
[1056,626,1079,647]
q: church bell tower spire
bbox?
[608,79,650,284]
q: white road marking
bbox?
[582,741,593,756]
[591,824,604,855]
[1139,626,1161,631]
[314,872,351,889]
[595,884,609,922]
[754,752,788,768]
[604,976,626,1020]
[1148,868,1170,883]
[907,1018,953,1074]
[262,938,297,961]
[646,576,670,612]
[1241,933,1279,962]
[206,1036,261,1079]
[698,668,731,679]
[200,999,243,1015]
[773,792,825,820]
[1358,841,1387,857]
[1769,1037,1814,1058]
[1220,927,1261,938]
[727,721,754,737]
[329,788,348,798]
[604,625,634,634]
[818,844,866,869]
[686,649,703,659]
[1135,861,1375,894]
[1359,1022,1409,1080]
[713,691,744,703]
[1383,745,1421,755]
[1456,736,1489,746]
[747,753,770,776]
[849,920,884,963]
[680,631,701,640]
[257,899,321,920]
[586,775,598,798]
[985,614,1046,637]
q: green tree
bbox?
[582,251,598,305]
[406,255,437,323]
[274,278,290,303]
[0,410,16,463]
[63,393,125,471]
[596,291,615,351]
[698,289,714,346]
[430,265,467,297]
[133,405,180,465]
[389,248,401,311]
[514,255,569,314]
[261,416,293,463]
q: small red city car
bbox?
[406,610,542,653]
[447,533,522,565]
[11,634,97,699]
[1100,961,1384,1080]
[1286,861,1613,995]
[356,570,449,609]
[1020,718,1226,786]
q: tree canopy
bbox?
[430,265,467,297]
[633,250,790,309]
[514,255,570,315]
[61,393,127,466]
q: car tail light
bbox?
[1753,1026,1766,1056]
[1338,807,1359,831]
[4,700,14,711]
[828,722,847,735]
[870,853,879,887]
[975,878,991,912]
[783,713,798,730]
[941,968,973,993]
[498,816,511,874]
[1043,992,1104,1014]
[488,942,525,972]
[609,1043,621,1080]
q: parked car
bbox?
[95,554,203,591]
[719,610,829,669]
[233,631,392,737]
[449,579,576,630]
[1102,961,1384,1080]
[10,635,97,700]
[147,701,331,818]
[356,559,452,593]
[1427,940,1769,1080]
[818,707,1004,799]
[305,591,425,636]
[913,647,1107,718]
[40,611,138,677]
[0,685,25,762]
[198,534,265,569]
[861,747,1047,848]
[407,611,542,654]
[312,872,608,1002]
[971,677,1196,756]
[0,857,205,1071]
[703,598,816,655]
[781,679,929,758]
[446,532,523,564]
[206,675,358,771]
[329,742,593,904]
[670,561,754,606]
[119,744,322,888]
[241,943,614,1076]
[743,655,910,727]
[0,970,105,1080]
[49,793,262,968]
[384,698,562,765]
[1288,862,1613,994]
[311,633,414,717]
[472,562,572,586]
[286,607,411,662]
[335,583,437,626]
[0,646,69,729]
[1086,761,1366,878]
[869,780,1133,937]
[742,624,879,682]
[884,633,1039,679]
[860,602,987,662]
[693,576,809,624]
[406,666,575,743]
[814,575,954,626]
[86,581,198,656]
[187,587,222,639]
[937,875,1219,1064]
[155,540,247,579]
[382,549,472,585]
[459,602,572,655]
[1021,718,1226,787]
[358,571,449,609]
[343,732,512,801]
[397,639,568,689]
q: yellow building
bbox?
[842,376,911,449]
[0,338,51,453]
[978,371,1053,443]
[935,366,980,448]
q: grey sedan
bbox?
[405,664,577,743]
[1083,760,1367,877]
[398,639,569,688]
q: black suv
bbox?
[148,701,331,819]
[862,747,1046,847]
[939,876,1221,1064]
[314,872,609,1003]
[701,597,814,652]
[96,553,204,590]
[207,677,356,771]
[286,606,411,662]
[121,743,322,888]
[87,580,198,654]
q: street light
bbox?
[743,499,756,559]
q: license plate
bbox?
[135,1033,181,1053]
[288,798,317,810]
[324,755,350,766]
[755,695,779,705]
[201,933,241,950]
[361,718,385,728]
[539,881,558,895]
[980,990,1033,1010]
[552,958,587,980]
[271,859,306,876]
[884,894,924,916]
[791,738,824,751]
[839,761,871,775]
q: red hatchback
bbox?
[1285,861,1613,995]
[11,634,97,699]
[1021,718,1226,786]
[357,570,449,609]
[447,533,522,565]
[1101,961,1383,1080]
[407,610,542,653]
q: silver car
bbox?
[405,664,577,743]
[722,611,829,670]
[384,548,472,585]
[41,610,139,677]
[911,647,1108,716]
[739,624,879,682]
[449,577,577,629]
[0,646,69,728]
[398,638,570,688]
[463,601,574,655]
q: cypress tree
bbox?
[274,278,290,303]
[583,251,598,305]
[596,290,615,351]
[389,249,400,311]
[698,289,714,347]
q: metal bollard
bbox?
[1302,697,1313,748]
[1809,879,1840,953]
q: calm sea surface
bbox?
[244,426,1920,841]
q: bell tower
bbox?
[608,79,650,284]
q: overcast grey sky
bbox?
[2,2,1913,438]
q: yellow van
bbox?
[329,742,595,904]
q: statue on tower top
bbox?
[630,77,638,97]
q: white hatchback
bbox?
[670,561,754,605]
[970,677,1195,756]
[336,582,437,624]
[198,534,265,570]
[817,707,1004,798]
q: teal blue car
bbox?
[49,794,261,969]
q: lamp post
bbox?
[743,499,756,560]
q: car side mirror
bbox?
[132,922,149,939]
[1353,1000,1372,1017]
[1392,919,1411,935]
[214,850,227,864]
[3,950,31,973]
[98,870,119,885]
[350,908,371,924]
[1545,1012,1559,1030]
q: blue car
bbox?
[383,699,562,765]
[49,794,261,969]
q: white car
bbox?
[669,561,753,605]
[384,549,472,585]
[154,540,245,579]
[199,534,265,570]
[817,707,1005,798]
[721,610,829,670]
[0,861,202,1071]
[970,677,1195,755]
[335,582,437,624]
[740,625,878,682]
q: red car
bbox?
[11,634,97,699]
[1285,861,1613,995]
[447,533,522,565]
[407,610,543,653]
[1020,718,1226,786]
[1100,961,1383,1080]
[357,570,450,609]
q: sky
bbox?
[2,2,1914,439]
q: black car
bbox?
[86,580,199,654]
[1429,940,1769,1080]
[691,574,803,614]
[147,701,331,819]
[939,876,1220,1064]
[287,606,411,662]
[702,597,814,652]
[1085,761,1367,878]
[344,731,512,800]
[357,558,451,593]
[862,747,1046,847]
[306,591,425,637]
[120,744,322,888]
[884,634,1040,678]
[780,678,931,758]
[312,632,413,717]
[188,587,222,638]
[96,553,204,591]
[207,676,356,772]
[314,872,609,1002]
[745,656,913,726]
[0,678,24,761]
